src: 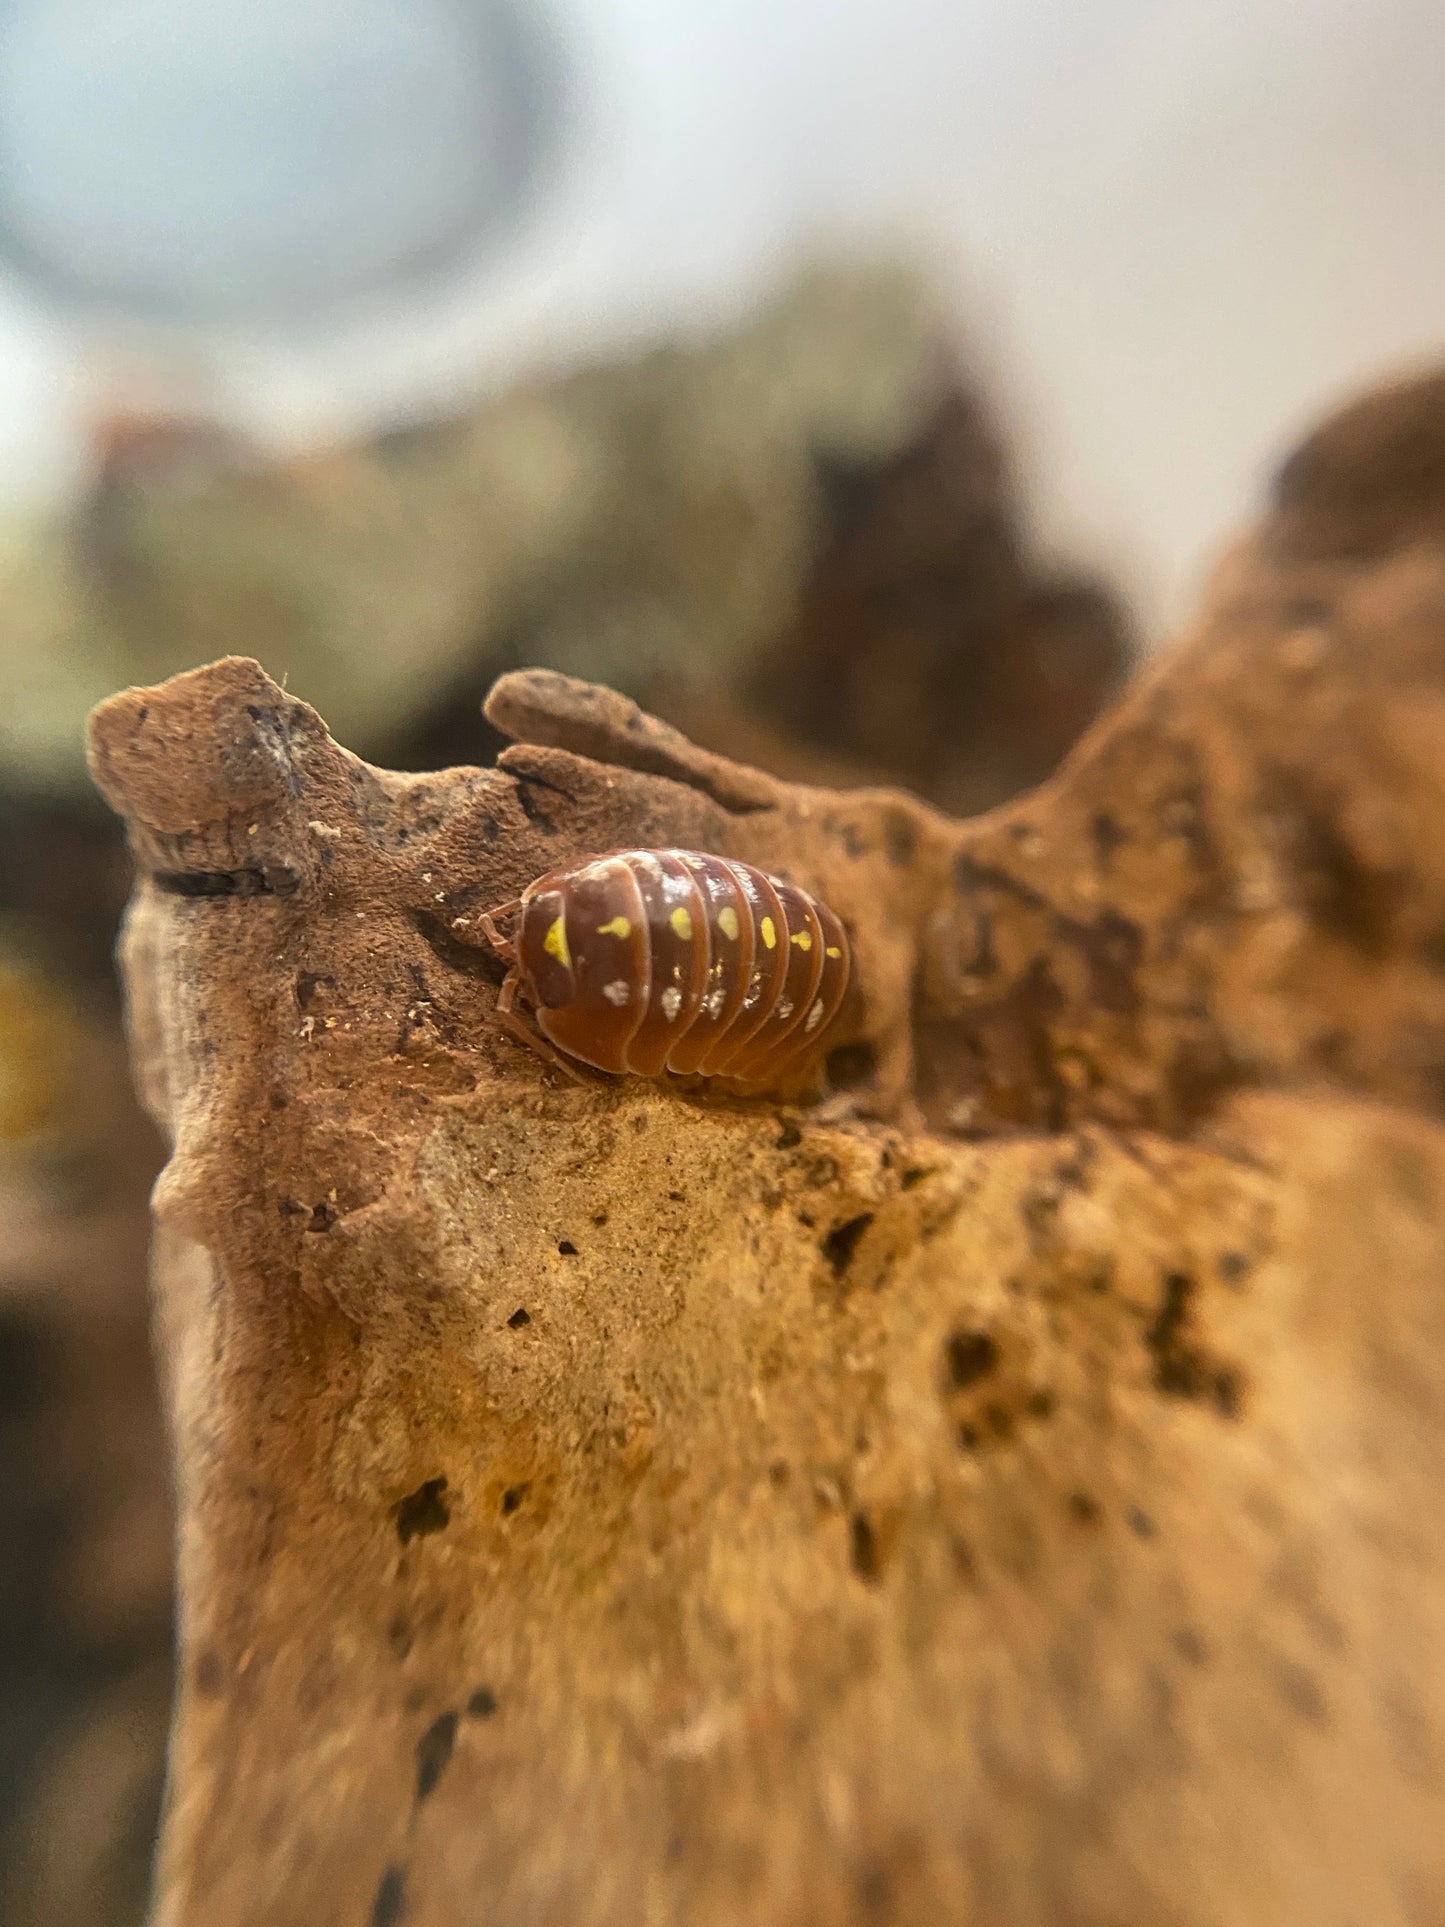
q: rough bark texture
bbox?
[0,268,1129,1925]
[89,372,1445,1927]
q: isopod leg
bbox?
[479,902,522,964]
[494,971,592,1088]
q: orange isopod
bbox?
[479,849,851,1091]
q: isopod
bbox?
[479,849,851,1091]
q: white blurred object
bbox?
[0,0,1441,634]
[0,0,552,320]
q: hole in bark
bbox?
[466,1686,498,1719]
[556,1239,578,1256]
[822,1213,873,1275]
[415,1711,458,1801]
[1146,1271,1198,1395]
[943,1330,997,1389]
[1066,1491,1101,1524]
[1145,1271,1245,1416]
[507,1307,530,1328]
[394,1477,450,1544]
[371,1865,407,1927]
[849,1511,882,1583]
[500,1483,529,1516]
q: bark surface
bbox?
[89,371,1445,1927]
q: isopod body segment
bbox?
[481,849,851,1091]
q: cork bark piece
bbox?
[88,371,1445,1927]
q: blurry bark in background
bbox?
[0,264,1132,802]
[748,389,1129,815]
[0,960,169,1927]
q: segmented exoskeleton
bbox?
[479,849,851,1091]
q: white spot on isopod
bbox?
[603,980,630,1006]
[776,999,793,1022]
[661,986,683,1021]
[805,998,825,1032]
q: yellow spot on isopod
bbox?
[597,915,632,939]
[543,915,570,967]
[760,916,777,949]
[669,906,693,941]
[717,906,740,941]
[826,945,843,958]
[790,930,813,951]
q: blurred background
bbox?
[0,2,1442,1920]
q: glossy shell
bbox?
[503,850,850,1089]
